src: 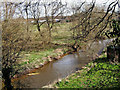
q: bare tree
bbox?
[43,0,67,42]
[29,0,45,36]
[22,0,67,43]
[1,2,29,89]
[69,0,118,51]
[22,1,31,32]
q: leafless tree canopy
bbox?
[70,0,118,42]
[1,2,29,89]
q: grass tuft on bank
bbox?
[12,46,69,76]
[54,54,120,88]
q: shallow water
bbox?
[13,39,113,88]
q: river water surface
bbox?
[13,39,113,88]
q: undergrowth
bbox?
[54,54,120,88]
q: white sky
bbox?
[61,0,116,6]
[0,0,117,8]
[0,0,116,4]
[0,0,119,18]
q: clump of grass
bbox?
[15,46,69,74]
[54,54,120,88]
[18,48,55,65]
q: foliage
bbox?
[54,54,120,88]
[106,20,120,46]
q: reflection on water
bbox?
[13,39,113,88]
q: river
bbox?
[13,39,113,88]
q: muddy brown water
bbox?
[13,39,113,88]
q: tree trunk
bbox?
[107,45,120,62]
[48,28,52,43]
[2,68,13,90]
[36,20,40,32]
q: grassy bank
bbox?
[12,22,74,77]
[53,53,120,88]
[13,46,70,77]
[12,22,105,78]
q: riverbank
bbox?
[11,22,75,79]
[12,46,74,79]
[46,53,120,88]
[11,21,106,79]
[10,39,115,88]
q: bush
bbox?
[2,19,29,89]
[106,20,120,46]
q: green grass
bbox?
[14,48,61,74]
[19,22,73,66]
[29,22,74,45]
[18,48,55,66]
[25,49,54,63]
[54,54,120,88]
[17,46,69,69]
[51,23,74,44]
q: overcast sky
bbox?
[0,0,118,8]
[61,0,114,4]
[0,0,119,19]
[0,0,116,4]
